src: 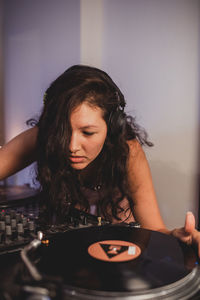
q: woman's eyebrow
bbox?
[79,125,99,129]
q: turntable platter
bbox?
[0,185,39,207]
[36,225,200,299]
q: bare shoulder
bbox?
[126,139,166,231]
[127,139,146,161]
[126,139,151,192]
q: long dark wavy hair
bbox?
[34,65,152,224]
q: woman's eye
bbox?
[83,131,95,136]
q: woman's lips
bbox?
[70,156,85,163]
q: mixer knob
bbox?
[5,225,12,236]
[22,216,28,228]
[69,216,74,224]
[5,215,11,225]
[0,232,5,244]
[17,223,24,234]
[5,225,12,244]
[10,210,16,219]
[66,215,74,225]
[73,218,79,227]
[0,211,5,220]
[28,221,35,231]
[0,221,5,231]
[15,213,21,223]
[82,216,88,225]
[16,223,24,241]
[11,219,17,230]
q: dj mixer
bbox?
[0,185,108,255]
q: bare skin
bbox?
[127,139,166,231]
[0,127,38,180]
[126,139,200,256]
[69,103,107,170]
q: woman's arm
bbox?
[127,139,200,256]
[0,127,38,180]
[127,139,169,233]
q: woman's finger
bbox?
[184,211,195,233]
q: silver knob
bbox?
[28,221,35,231]
[0,221,5,231]
[5,215,11,225]
[11,219,17,229]
[17,223,24,234]
[5,225,12,236]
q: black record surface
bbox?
[0,185,39,207]
[36,224,199,295]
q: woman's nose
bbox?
[69,133,80,153]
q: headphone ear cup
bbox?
[108,110,126,138]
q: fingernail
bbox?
[187,211,193,215]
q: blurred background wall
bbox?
[0,0,199,229]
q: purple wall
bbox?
[3,0,80,185]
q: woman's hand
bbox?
[171,212,200,257]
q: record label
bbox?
[88,240,141,262]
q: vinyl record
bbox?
[36,225,200,299]
[0,185,39,208]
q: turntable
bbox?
[1,186,199,298]
[15,224,200,300]
[0,185,39,207]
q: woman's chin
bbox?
[70,162,89,170]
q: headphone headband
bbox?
[115,91,125,112]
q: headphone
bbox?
[108,92,127,138]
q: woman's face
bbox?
[69,102,107,170]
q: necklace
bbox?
[92,184,102,191]
[81,182,102,191]
[77,171,102,191]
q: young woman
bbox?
[0,65,200,254]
